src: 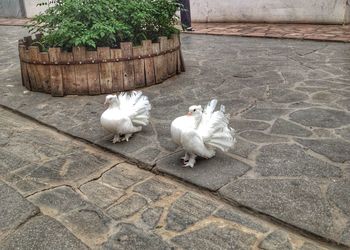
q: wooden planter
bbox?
[18,34,185,96]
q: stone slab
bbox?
[290,108,350,128]
[107,194,148,220]
[155,151,251,191]
[296,138,350,163]
[133,177,176,202]
[256,144,342,177]
[214,207,269,233]
[28,186,90,216]
[102,223,172,250]
[0,215,88,250]
[0,181,39,237]
[166,192,217,232]
[171,223,257,250]
[219,179,334,240]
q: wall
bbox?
[191,0,350,24]
[0,0,25,18]
[23,0,49,17]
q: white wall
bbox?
[191,0,350,24]
[23,0,49,18]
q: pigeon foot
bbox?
[112,135,122,143]
[184,154,196,168]
[124,133,133,142]
[181,152,190,162]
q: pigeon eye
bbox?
[193,109,196,112]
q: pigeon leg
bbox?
[181,152,190,163]
[112,134,121,143]
[124,133,133,142]
[122,126,142,142]
[184,154,197,168]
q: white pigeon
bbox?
[171,99,236,168]
[101,91,151,143]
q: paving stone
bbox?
[230,119,271,133]
[136,147,163,164]
[290,108,350,128]
[296,138,350,163]
[102,163,151,189]
[340,223,350,246]
[270,88,308,103]
[102,223,172,250]
[171,223,257,250]
[311,91,340,103]
[256,144,342,177]
[3,171,48,196]
[107,194,147,220]
[219,179,333,239]
[300,242,328,250]
[141,207,163,229]
[312,128,334,138]
[214,208,269,233]
[62,207,112,245]
[0,148,29,175]
[337,98,350,111]
[0,215,88,250]
[327,180,350,217]
[239,131,288,143]
[242,107,290,121]
[96,133,156,166]
[335,127,350,141]
[259,230,292,250]
[23,151,108,181]
[133,177,176,202]
[156,151,251,191]
[0,181,39,237]
[166,192,217,232]
[229,137,257,158]
[79,181,124,208]
[28,186,89,216]
[271,118,312,137]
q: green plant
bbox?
[27,0,181,50]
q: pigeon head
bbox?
[104,94,118,107]
[188,105,202,116]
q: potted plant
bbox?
[19,0,185,96]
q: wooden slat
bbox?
[158,37,168,81]
[173,34,182,74]
[61,52,76,95]
[38,52,50,93]
[110,48,124,92]
[72,47,88,95]
[97,47,113,94]
[133,46,145,88]
[48,47,64,96]
[120,42,135,90]
[86,51,100,95]
[167,38,176,76]
[28,46,41,91]
[142,40,155,86]
[152,43,161,83]
[18,45,31,90]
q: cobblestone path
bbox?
[0,107,338,249]
[1,26,350,247]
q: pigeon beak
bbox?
[104,101,108,107]
[187,112,192,116]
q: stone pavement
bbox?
[189,23,350,43]
[0,107,339,249]
[1,25,350,247]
